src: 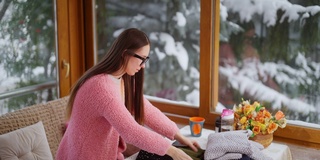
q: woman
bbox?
[56,28,199,160]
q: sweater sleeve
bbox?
[86,75,172,156]
[143,97,179,140]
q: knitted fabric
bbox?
[56,74,179,160]
[204,130,272,160]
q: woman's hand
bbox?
[166,146,193,160]
[174,132,200,152]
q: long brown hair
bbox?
[66,28,150,125]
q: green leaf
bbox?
[255,105,262,112]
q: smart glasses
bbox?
[127,50,149,66]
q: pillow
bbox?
[0,121,53,160]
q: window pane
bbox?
[95,0,200,106]
[0,1,57,115]
[218,0,320,126]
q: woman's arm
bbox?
[143,97,179,140]
[143,97,200,152]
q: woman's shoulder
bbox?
[84,74,119,89]
[86,74,108,84]
[88,74,119,81]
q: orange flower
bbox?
[264,110,272,118]
[256,111,263,118]
[267,122,278,134]
[252,126,261,135]
[275,111,285,120]
[255,116,265,123]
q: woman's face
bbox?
[125,45,150,76]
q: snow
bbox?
[150,32,189,71]
[32,67,45,75]
[220,3,228,21]
[173,12,186,27]
[220,59,318,115]
[133,14,145,21]
[222,0,320,26]
[154,48,166,61]
[185,89,199,106]
[307,6,320,16]
[288,120,320,129]
[189,67,200,79]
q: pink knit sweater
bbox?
[56,74,179,160]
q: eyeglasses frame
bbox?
[126,50,149,66]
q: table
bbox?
[125,126,292,160]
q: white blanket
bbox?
[204,130,272,160]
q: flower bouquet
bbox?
[233,99,287,147]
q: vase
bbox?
[249,133,273,148]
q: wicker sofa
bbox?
[0,96,69,159]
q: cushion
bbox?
[0,121,53,160]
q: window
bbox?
[219,0,320,127]
[0,0,57,115]
[95,0,201,107]
[0,0,86,115]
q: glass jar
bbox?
[221,109,234,132]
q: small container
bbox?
[215,116,221,133]
[189,117,205,137]
[221,109,234,132]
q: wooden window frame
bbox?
[59,0,320,149]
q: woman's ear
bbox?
[122,50,127,57]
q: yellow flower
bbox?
[239,117,247,124]
[252,101,260,108]
[252,121,266,132]
[243,105,255,116]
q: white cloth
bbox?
[204,130,272,160]
[262,143,292,160]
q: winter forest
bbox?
[0,0,319,127]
